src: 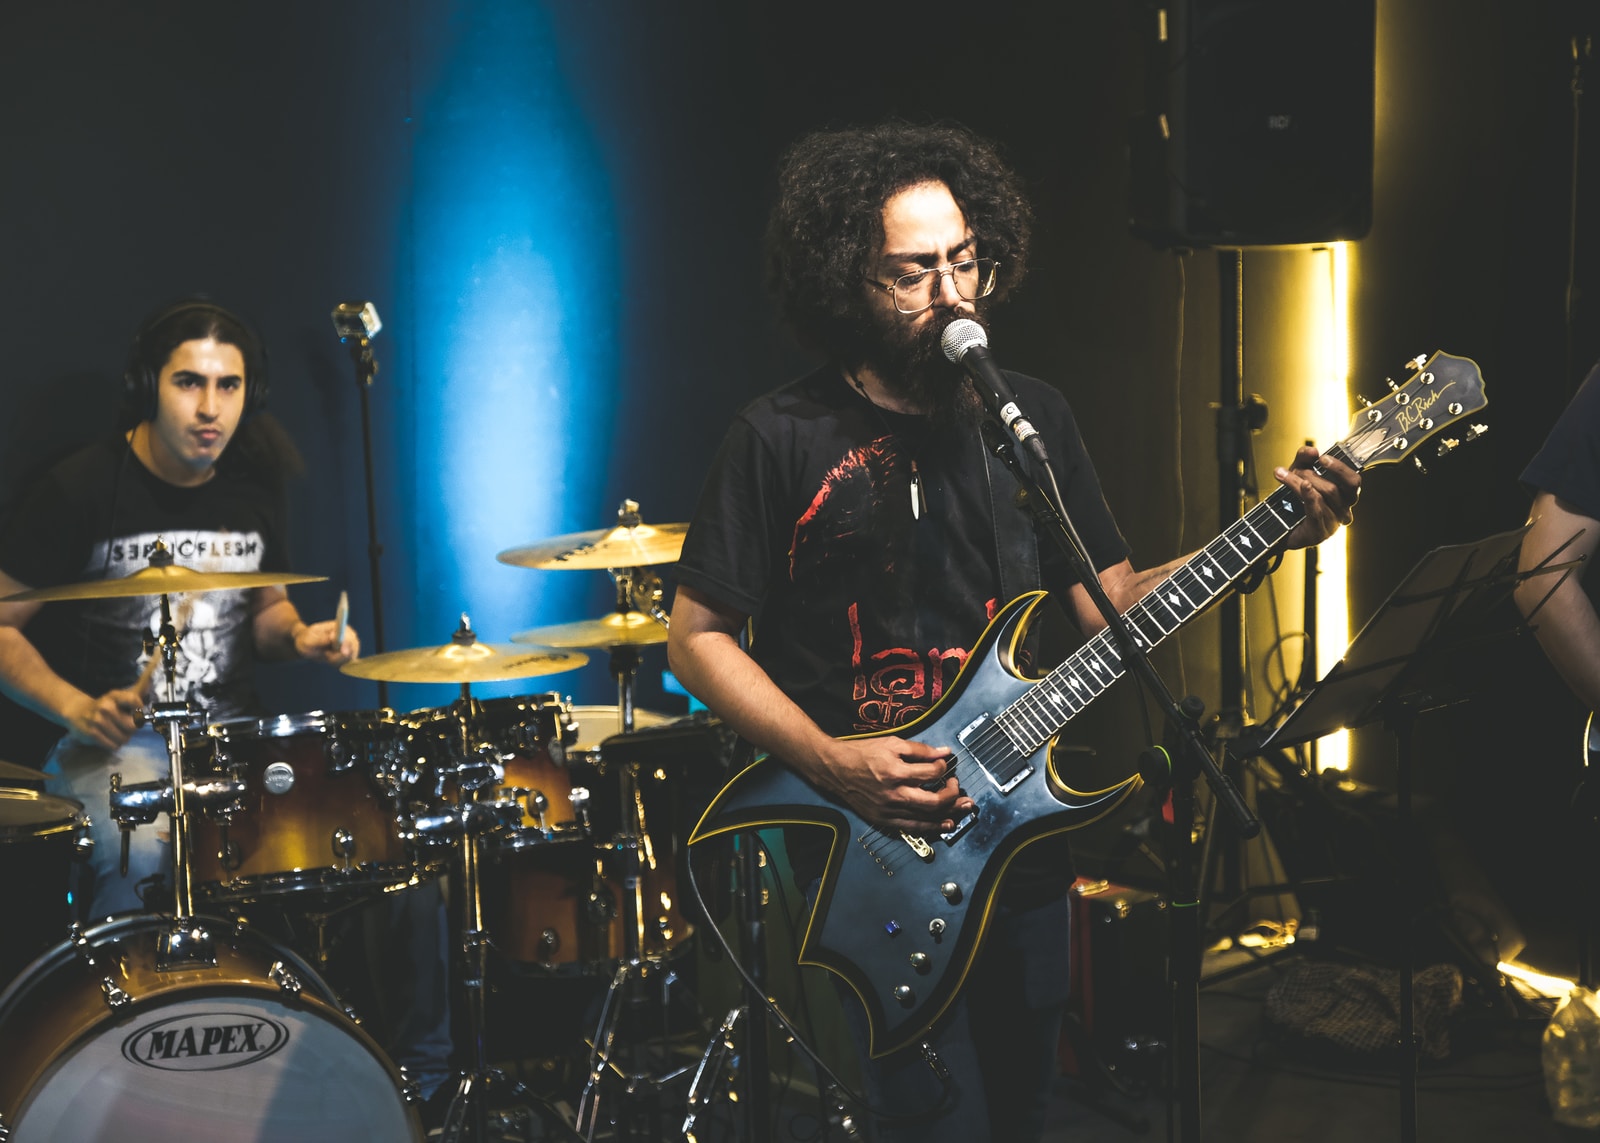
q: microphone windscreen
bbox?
[940,318,989,363]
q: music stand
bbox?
[1256,525,1578,1143]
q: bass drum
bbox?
[0,915,421,1142]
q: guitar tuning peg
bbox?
[1413,456,1429,476]
[1385,377,1400,392]
[1464,423,1488,443]
[1434,437,1460,457]
[1357,394,1373,409]
[1407,354,1428,372]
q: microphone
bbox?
[330,300,382,344]
[940,319,1048,463]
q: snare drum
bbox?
[0,788,85,987]
[186,710,417,904]
[0,914,421,1141]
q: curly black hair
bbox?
[765,120,1033,363]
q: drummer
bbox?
[0,299,357,917]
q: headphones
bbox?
[120,298,270,425]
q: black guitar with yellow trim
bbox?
[689,351,1487,1058]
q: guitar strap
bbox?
[982,424,1042,603]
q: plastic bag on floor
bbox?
[1264,961,1463,1061]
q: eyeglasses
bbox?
[865,258,1000,314]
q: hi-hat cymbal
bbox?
[3,566,327,603]
[341,640,588,684]
[497,521,689,571]
[511,610,668,650]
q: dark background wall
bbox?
[3,1,1596,943]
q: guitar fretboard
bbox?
[970,447,1356,785]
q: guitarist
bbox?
[666,120,1359,1142]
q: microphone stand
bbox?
[981,422,1257,1143]
[343,333,390,707]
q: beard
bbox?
[856,306,984,432]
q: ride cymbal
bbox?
[510,610,668,649]
[496,520,688,570]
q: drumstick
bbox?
[133,650,161,699]
[335,590,349,649]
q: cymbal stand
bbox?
[438,692,540,1143]
[114,542,214,968]
[576,621,693,1141]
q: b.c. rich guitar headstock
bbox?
[1334,351,1488,472]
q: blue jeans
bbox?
[383,877,455,1099]
[813,881,1072,1143]
[43,728,172,920]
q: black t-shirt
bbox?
[1523,360,1600,519]
[0,434,290,764]
[677,365,1130,893]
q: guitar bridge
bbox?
[900,833,933,859]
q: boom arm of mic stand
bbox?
[981,427,1258,838]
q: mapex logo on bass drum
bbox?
[121,1011,290,1071]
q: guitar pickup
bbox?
[957,714,1032,793]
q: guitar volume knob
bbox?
[909,952,930,971]
[893,985,915,1005]
[939,881,961,902]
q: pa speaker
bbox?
[1131,0,1375,248]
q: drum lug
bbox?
[396,1066,421,1105]
[156,921,217,971]
[570,786,592,833]
[100,976,132,1009]
[218,831,243,872]
[269,959,304,994]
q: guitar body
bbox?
[689,593,1140,1057]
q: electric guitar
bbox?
[689,351,1488,1058]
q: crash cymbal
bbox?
[3,565,327,603]
[497,521,688,570]
[341,640,588,684]
[510,610,668,650]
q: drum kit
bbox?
[0,502,725,1142]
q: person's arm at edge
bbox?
[1516,490,1600,711]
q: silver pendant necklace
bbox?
[846,369,925,521]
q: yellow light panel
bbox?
[1315,243,1352,771]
